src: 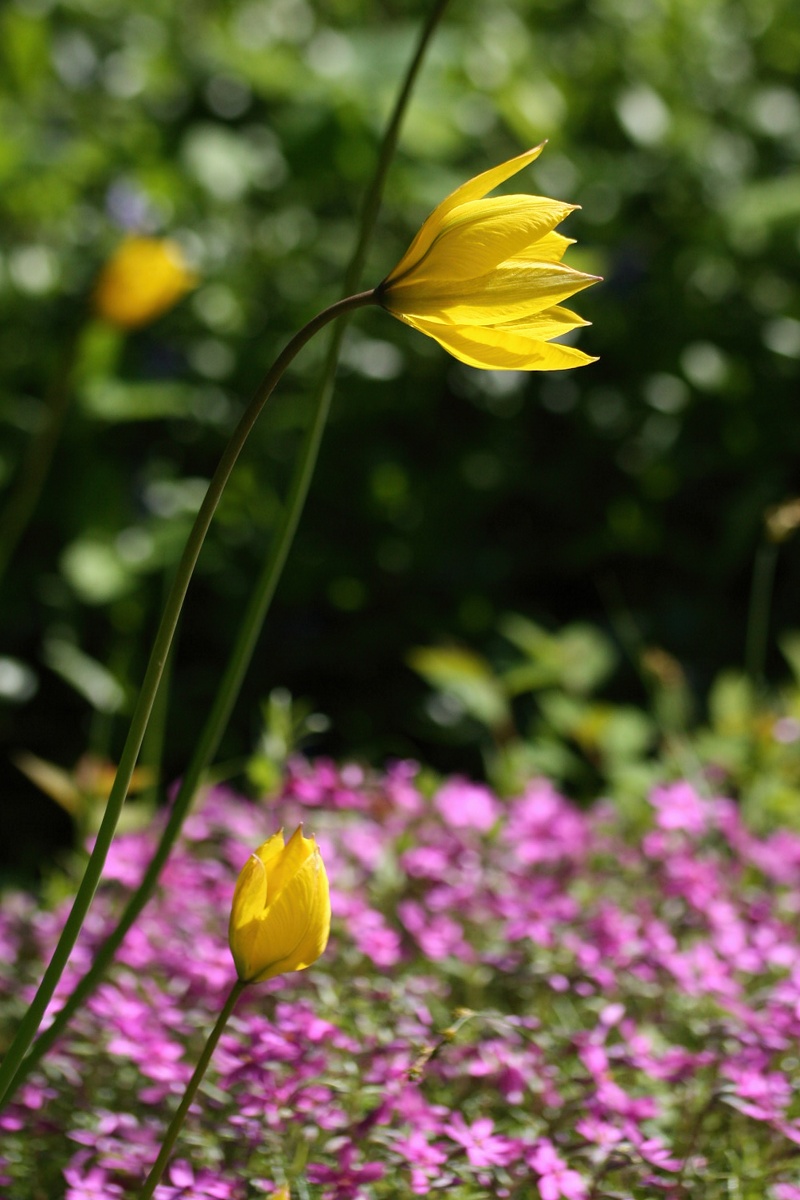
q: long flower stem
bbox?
[1,0,451,1105]
[745,540,778,687]
[140,979,246,1199]
[0,289,375,1109]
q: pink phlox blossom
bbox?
[383,760,424,818]
[775,1119,800,1145]
[499,881,576,947]
[662,852,724,911]
[723,1060,792,1121]
[283,756,367,810]
[345,902,402,966]
[154,1160,239,1198]
[504,780,588,866]
[578,1040,609,1079]
[306,1142,385,1194]
[596,1078,659,1121]
[393,1130,449,1195]
[401,845,451,878]
[101,831,156,886]
[625,1128,682,1172]
[443,1113,521,1168]
[434,778,500,832]
[466,1039,528,1104]
[669,941,740,1000]
[341,824,387,870]
[599,1002,625,1028]
[527,1138,588,1199]
[397,900,473,961]
[650,782,709,836]
[744,829,800,884]
[751,920,800,971]
[63,1153,124,1200]
[575,1115,624,1152]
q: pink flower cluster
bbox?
[3,764,800,1198]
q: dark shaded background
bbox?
[2,0,800,878]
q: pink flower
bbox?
[528,1139,587,1199]
[393,1131,449,1195]
[443,1114,520,1168]
[434,779,499,832]
[650,782,709,835]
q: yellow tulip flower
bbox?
[93,236,197,329]
[377,144,599,370]
[228,826,331,984]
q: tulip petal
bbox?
[387,261,599,325]
[402,317,599,371]
[499,304,590,339]
[506,230,575,264]
[263,825,314,904]
[269,853,331,977]
[255,830,287,869]
[230,849,269,926]
[248,851,331,983]
[395,197,577,286]
[228,852,269,979]
[435,144,547,216]
[389,145,546,280]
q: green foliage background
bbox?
[2,0,800,874]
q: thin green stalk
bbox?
[2,0,451,1103]
[345,0,452,293]
[138,569,178,808]
[745,540,778,686]
[11,357,339,1080]
[0,289,375,1108]
[139,979,246,1199]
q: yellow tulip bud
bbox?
[377,144,600,371]
[93,236,197,329]
[228,826,331,984]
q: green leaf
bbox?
[408,644,511,730]
[79,378,196,422]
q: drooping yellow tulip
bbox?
[377,144,599,370]
[228,826,331,984]
[93,236,197,329]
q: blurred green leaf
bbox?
[408,644,511,731]
[501,615,616,696]
[42,638,126,714]
[79,378,196,422]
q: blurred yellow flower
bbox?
[378,144,599,371]
[229,826,331,984]
[93,236,197,329]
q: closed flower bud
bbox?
[377,144,599,371]
[93,236,197,329]
[228,826,331,984]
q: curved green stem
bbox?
[0,289,375,1108]
[1,0,451,1105]
[140,979,245,1199]
[10,334,345,1079]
